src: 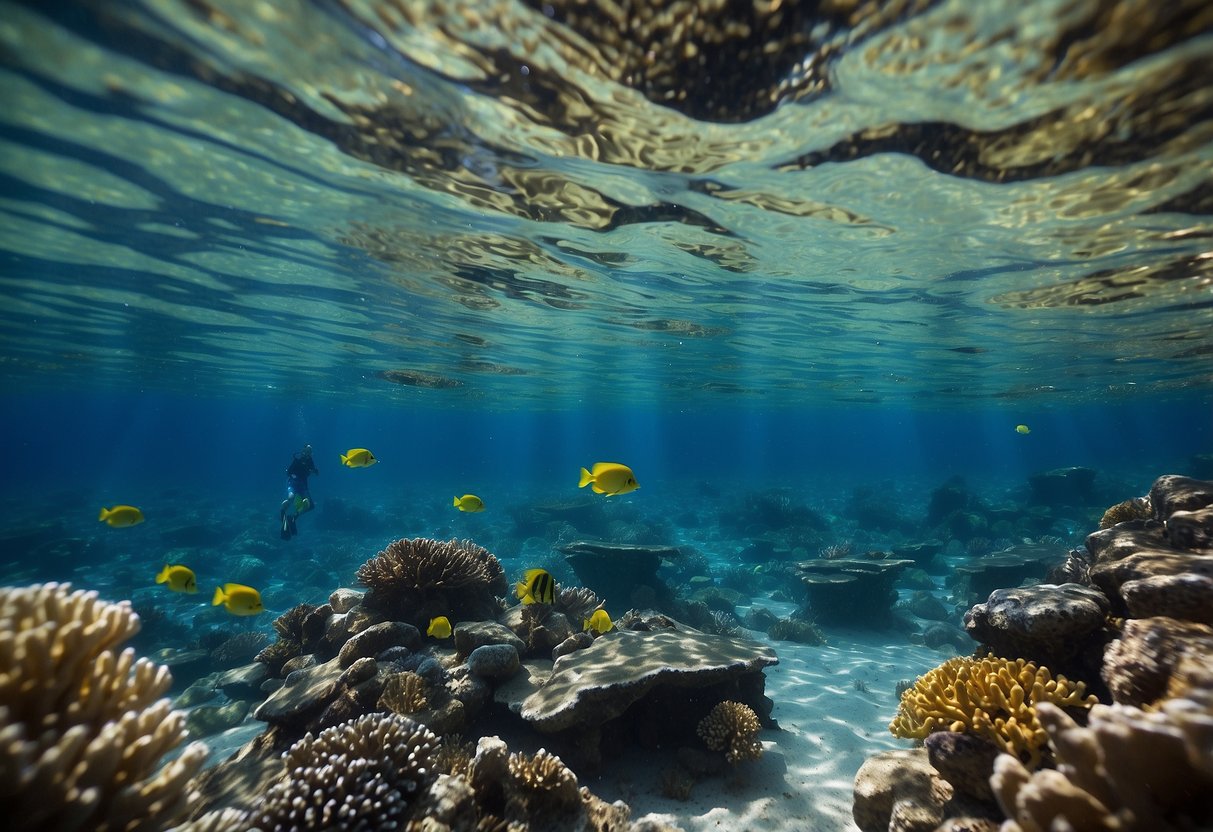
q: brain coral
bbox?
[0,582,207,831]
[890,656,1097,768]
[697,700,764,763]
[249,712,440,831]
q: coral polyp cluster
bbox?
[356,537,508,625]
[697,700,764,763]
[890,656,1097,767]
[1099,496,1152,529]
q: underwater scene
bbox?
[2,1,1213,831]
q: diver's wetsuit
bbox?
[281,450,318,539]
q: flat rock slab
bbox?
[494,659,553,714]
[519,628,777,732]
[253,657,342,724]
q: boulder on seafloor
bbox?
[455,620,527,656]
[951,542,1067,602]
[520,627,776,734]
[796,557,914,627]
[1027,466,1097,507]
[1101,616,1213,708]
[467,644,521,680]
[853,749,952,832]
[1150,474,1213,519]
[963,583,1111,670]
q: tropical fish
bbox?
[578,462,639,496]
[583,609,613,634]
[155,564,197,594]
[453,494,485,512]
[98,505,144,527]
[427,615,453,638]
[212,583,264,616]
[1015,424,1031,435]
[340,448,378,467]
[515,568,556,605]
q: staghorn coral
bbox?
[1099,496,1153,529]
[506,748,580,812]
[890,656,1098,768]
[249,712,440,831]
[357,538,507,625]
[0,582,207,832]
[697,700,764,764]
[378,671,429,715]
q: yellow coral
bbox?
[1099,496,1151,529]
[890,656,1097,768]
[697,700,764,764]
[508,748,578,794]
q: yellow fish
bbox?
[578,462,639,496]
[98,505,144,527]
[453,494,485,512]
[212,583,264,616]
[515,568,556,605]
[1015,424,1031,435]
[583,609,613,634]
[427,615,453,638]
[155,564,197,594]
[340,448,378,468]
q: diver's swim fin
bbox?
[280,510,291,540]
[287,515,298,537]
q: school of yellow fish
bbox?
[102,452,640,625]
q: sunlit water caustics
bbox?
[1,0,1211,406]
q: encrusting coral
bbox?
[378,670,429,715]
[697,700,764,763]
[0,582,207,832]
[248,712,441,831]
[890,656,1097,768]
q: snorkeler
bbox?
[280,444,318,539]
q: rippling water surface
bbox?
[2,0,1211,406]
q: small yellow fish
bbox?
[583,609,613,634]
[340,448,378,468]
[212,583,264,616]
[515,568,556,605]
[1015,424,1031,435]
[98,505,144,527]
[427,615,453,638]
[155,564,197,594]
[578,462,639,496]
[453,494,485,512]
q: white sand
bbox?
[592,630,952,832]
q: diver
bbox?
[280,444,318,539]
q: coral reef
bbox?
[991,664,1213,832]
[255,602,316,675]
[890,656,1097,767]
[379,670,429,715]
[767,616,826,645]
[0,582,207,832]
[796,557,914,627]
[508,748,579,802]
[1099,496,1152,529]
[357,537,507,626]
[697,700,764,763]
[248,712,441,830]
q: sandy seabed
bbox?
[593,628,949,832]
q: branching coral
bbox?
[249,712,440,830]
[697,700,764,763]
[1099,496,1153,529]
[554,584,602,622]
[434,734,475,778]
[890,656,1098,768]
[379,671,429,715]
[507,748,579,805]
[356,538,507,625]
[255,602,316,675]
[0,582,207,831]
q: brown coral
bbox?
[554,584,603,622]
[890,656,1098,768]
[697,700,764,763]
[357,538,507,625]
[0,582,207,831]
[379,671,429,715]
[1099,496,1153,529]
[434,734,475,777]
[249,713,440,830]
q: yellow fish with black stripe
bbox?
[155,563,197,594]
[212,583,265,616]
[578,462,639,496]
[515,568,555,605]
